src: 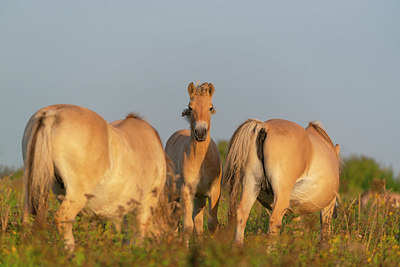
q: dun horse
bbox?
[224,119,340,245]
[22,104,167,250]
[361,191,400,208]
[165,82,222,239]
[360,179,400,209]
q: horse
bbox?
[224,119,341,245]
[165,82,222,240]
[359,178,400,209]
[22,104,167,250]
[361,190,400,209]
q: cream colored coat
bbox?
[224,119,340,245]
[22,104,166,250]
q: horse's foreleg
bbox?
[181,184,195,238]
[320,197,336,241]
[234,176,260,246]
[136,190,162,240]
[208,180,221,235]
[54,194,86,251]
[193,197,206,236]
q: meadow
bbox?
[0,153,400,266]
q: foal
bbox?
[165,82,222,239]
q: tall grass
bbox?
[0,174,399,266]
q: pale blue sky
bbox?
[1,1,399,175]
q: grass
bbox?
[0,173,399,266]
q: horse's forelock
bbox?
[194,83,213,96]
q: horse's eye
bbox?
[188,106,192,111]
[209,106,214,111]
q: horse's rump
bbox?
[22,104,168,246]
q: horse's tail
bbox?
[223,119,265,220]
[23,111,56,226]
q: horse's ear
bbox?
[208,83,215,96]
[335,144,340,155]
[188,82,196,97]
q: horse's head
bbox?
[182,82,215,142]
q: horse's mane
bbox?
[126,113,143,120]
[308,121,336,150]
[308,121,342,168]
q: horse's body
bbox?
[224,119,340,245]
[165,82,222,238]
[361,190,400,209]
[22,104,166,249]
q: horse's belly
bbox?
[195,170,219,198]
[289,174,337,214]
[84,176,150,218]
[195,180,212,197]
[85,190,138,219]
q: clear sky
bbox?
[1,1,399,176]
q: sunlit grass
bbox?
[0,174,399,266]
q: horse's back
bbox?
[86,117,166,217]
[112,116,164,155]
[24,104,111,174]
[111,117,166,180]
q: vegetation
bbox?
[340,155,400,198]
[0,148,399,266]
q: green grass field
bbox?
[1,171,399,266]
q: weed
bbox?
[0,174,399,266]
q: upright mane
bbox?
[193,82,214,96]
[308,122,336,152]
[126,113,143,120]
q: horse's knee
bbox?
[183,220,194,235]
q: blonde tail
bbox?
[23,112,55,226]
[223,119,265,219]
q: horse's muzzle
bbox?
[194,127,207,142]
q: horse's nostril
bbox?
[194,128,207,141]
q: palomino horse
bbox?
[361,191,400,209]
[165,82,222,239]
[224,119,340,245]
[22,104,167,250]
[360,179,400,209]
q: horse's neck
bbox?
[188,135,211,159]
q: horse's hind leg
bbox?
[320,197,336,241]
[135,189,164,241]
[54,193,87,251]
[268,187,292,237]
[234,174,260,246]
[193,197,206,236]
